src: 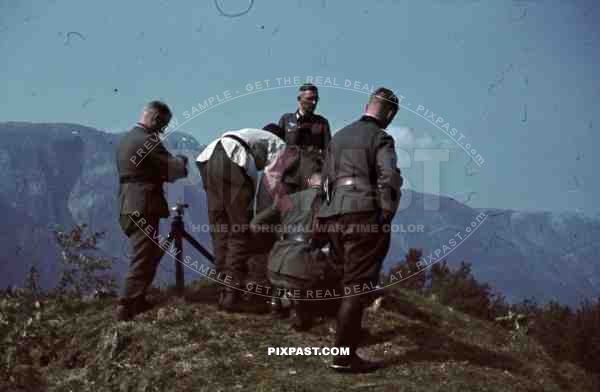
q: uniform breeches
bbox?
[323,211,391,292]
[202,143,255,286]
[120,214,165,302]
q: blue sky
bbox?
[1,0,598,215]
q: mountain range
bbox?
[0,122,598,306]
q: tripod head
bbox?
[171,201,189,217]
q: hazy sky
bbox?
[1,0,598,215]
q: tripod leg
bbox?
[181,230,215,263]
[174,225,184,296]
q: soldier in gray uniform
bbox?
[115,101,188,321]
[258,130,327,314]
[251,171,339,331]
[277,83,331,153]
[318,87,403,373]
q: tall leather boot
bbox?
[270,286,291,319]
[292,299,314,331]
[218,287,242,312]
[330,296,383,373]
[115,296,154,321]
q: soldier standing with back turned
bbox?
[115,101,188,321]
[317,87,403,373]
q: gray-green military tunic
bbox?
[116,124,187,302]
[250,187,334,290]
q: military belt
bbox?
[332,176,374,190]
[283,233,311,243]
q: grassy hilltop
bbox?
[1,282,598,392]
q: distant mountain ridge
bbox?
[0,122,209,290]
[385,191,600,305]
[0,122,598,306]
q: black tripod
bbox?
[166,201,215,296]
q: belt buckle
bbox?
[337,177,354,187]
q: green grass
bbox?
[1,284,598,392]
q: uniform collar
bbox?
[296,109,316,121]
[136,122,157,134]
[360,114,386,129]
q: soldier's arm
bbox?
[147,140,187,182]
[250,203,282,232]
[277,114,287,139]
[320,141,335,199]
[374,132,402,219]
[322,118,332,149]
[263,148,297,205]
